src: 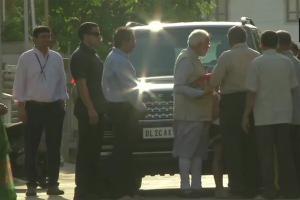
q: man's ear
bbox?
[32,37,37,44]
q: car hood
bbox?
[137,76,174,92]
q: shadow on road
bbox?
[48,196,69,200]
[139,188,215,198]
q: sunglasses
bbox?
[87,32,101,37]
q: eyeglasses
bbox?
[87,32,101,37]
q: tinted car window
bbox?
[130,26,257,77]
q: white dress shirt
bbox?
[246,49,298,126]
[281,50,300,125]
[13,48,68,102]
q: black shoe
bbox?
[227,192,250,199]
[73,194,101,200]
[26,186,37,197]
[47,186,64,196]
[178,189,203,198]
[37,179,48,189]
[279,194,299,199]
[178,189,192,198]
[254,194,277,200]
[255,192,277,200]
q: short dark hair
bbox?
[291,42,299,51]
[32,26,50,38]
[291,41,299,56]
[227,26,246,45]
[78,22,99,41]
[113,27,134,48]
[276,30,291,46]
[261,31,278,48]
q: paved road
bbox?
[16,163,228,200]
[15,163,294,200]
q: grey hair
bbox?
[187,29,210,47]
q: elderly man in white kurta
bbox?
[173,29,213,195]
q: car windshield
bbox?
[130,26,232,77]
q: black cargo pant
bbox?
[75,115,104,196]
[291,125,300,187]
[255,124,298,197]
[25,100,65,187]
[220,92,259,196]
[107,102,139,198]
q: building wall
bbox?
[2,41,27,65]
[228,0,299,43]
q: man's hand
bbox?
[138,102,147,112]
[60,100,66,110]
[242,113,250,133]
[0,103,8,116]
[17,102,27,123]
[203,86,214,95]
[138,102,147,118]
[88,108,99,125]
[19,108,27,123]
[242,92,256,134]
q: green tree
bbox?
[2,0,216,57]
[2,0,24,41]
[49,0,215,56]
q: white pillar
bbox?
[44,0,49,25]
[2,0,5,22]
[0,0,3,70]
[30,0,36,28]
[24,0,30,50]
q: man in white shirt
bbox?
[210,26,260,198]
[243,31,299,199]
[277,30,300,189]
[13,26,68,197]
[102,27,145,199]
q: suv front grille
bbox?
[143,92,173,120]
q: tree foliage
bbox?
[3,0,216,57]
[2,0,24,41]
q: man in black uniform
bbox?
[70,22,106,200]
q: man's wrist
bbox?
[243,110,251,118]
[17,101,25,109]
[87,106,96,113]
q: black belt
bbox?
[26,100,60,106]
[221,91,247,98]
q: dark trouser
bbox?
[256,124,298,197]
[107,102,139,198]
[75,116,103,196]
[220,92,259,196]
[291,125,300,186]
[25,101,65,187]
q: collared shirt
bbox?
[246,49,298,126]
[70,43,106,115]
[210,43,260,94]
[102,47,143,110]
[13,48,68,102]
[281,50,300,125]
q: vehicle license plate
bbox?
[143,127,174,139]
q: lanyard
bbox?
[34,53,49,80]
